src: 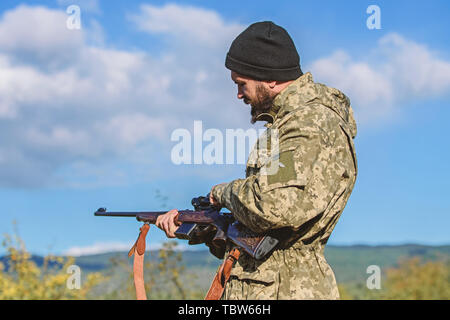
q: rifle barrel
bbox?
[94,209,166,218]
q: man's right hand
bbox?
[155,209,181,238]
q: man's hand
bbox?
[155,209,181,238]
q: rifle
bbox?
[94,195,279,260]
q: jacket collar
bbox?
[256,72,314,127]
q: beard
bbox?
[248,84,275,124]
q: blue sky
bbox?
[0,0,449,256]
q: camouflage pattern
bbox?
[213,72,358,300]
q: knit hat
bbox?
[225,21,303,81]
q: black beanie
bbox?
[225,21,303,81]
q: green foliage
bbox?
[381,257,450,299]
[98,241,206,299]
[339,256,450,300]
[0,232,106,300]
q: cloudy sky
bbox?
[0,0,449,256]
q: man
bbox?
[156,21,357,300]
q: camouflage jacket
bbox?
[212,72,357,299]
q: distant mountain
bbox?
[0,254,64,271]
[69,249,222,272]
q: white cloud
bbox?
[97,113,168,148]
[309,32,450,123]
[129,3,242,50]
[379,33,450,96]
[64,241,196,256]
[64,242,133,256]
[0,4,246,188]
[0,5,84,70]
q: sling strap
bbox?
[128,223,150,300]
[204,247,241,300]
[128,224,240,300]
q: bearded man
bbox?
[157,21,357,300]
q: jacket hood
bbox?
[270,72,357,138]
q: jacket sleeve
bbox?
[212,116,342,234]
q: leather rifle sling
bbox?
[205,247,241,300]
[128,223,150,300]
